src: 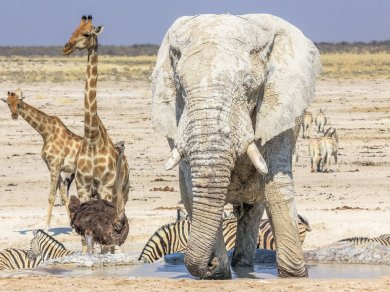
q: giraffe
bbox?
[1,90,82,229]
[63,16,130,207]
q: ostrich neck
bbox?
[84,44,99,144]
[113,149,125,220]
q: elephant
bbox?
[151,14,321,279]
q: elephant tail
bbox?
[297,214,311,232]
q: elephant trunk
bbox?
[184,146,233,279]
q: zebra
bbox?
[29,229,74,261]
[339,235,390,246]
[302,110,313,138]
[0,229,73,270]
[320,127,339,172]
[315,109,327,133]
[0,248,41,270]
[139,213,311,263]
[308,137,322,172]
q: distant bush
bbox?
[316,41,390,54]
[1,41,390,57]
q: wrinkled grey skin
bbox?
[152,14,321,279]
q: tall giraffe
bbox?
[1,90,82,229]
[63,16,130,205]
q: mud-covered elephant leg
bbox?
[263,128,307,278]
[231,202,264,267]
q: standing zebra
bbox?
[302,110,313,138]
[139,214,311,263]
[0,229,73,270]
[315,109,327,133]
[339,235,390,246]
[308,137,322,172]
[320,127,339,173]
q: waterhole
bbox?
[2,252,390,280]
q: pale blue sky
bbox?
[0,0,388,45]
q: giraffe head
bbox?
[1,89,24,119]
[63,15,104,55]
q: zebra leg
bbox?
[231,202,264,267]
[262,130,307,278]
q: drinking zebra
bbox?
[0,229,73,270]
[139,213,311,263]
[339,235,390,246]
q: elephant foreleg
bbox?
[231,202,264,267]
[262,128,307,277]
[264,173,307,277]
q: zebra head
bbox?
[29,229,43,259]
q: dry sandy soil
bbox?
[0,78,389,290]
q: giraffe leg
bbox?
[46,166,61,230]
[58,180,71,220]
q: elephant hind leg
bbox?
[231,202,264,267]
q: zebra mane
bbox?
[33,229,67,250]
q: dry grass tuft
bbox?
[321,53,390,79]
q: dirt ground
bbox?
[0,79,389,290]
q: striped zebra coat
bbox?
[308,127,338,172]
[302,110,313,138]
[315,109,327,133]
[0,229,73,270]
[139,214,311,263]
[339,234,390,246]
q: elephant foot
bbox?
[231,251,254,267]
[203,265,232,280]
[278,266,308,278]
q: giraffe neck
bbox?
[18,102,51,140]
[84,43,99,144]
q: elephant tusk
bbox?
[247,142,268,175]
[164,148,181,170]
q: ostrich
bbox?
[68,141,129,254]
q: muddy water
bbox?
[5,260,390,280]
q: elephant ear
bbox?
[254,29,321,145]
[151,16,191,140]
